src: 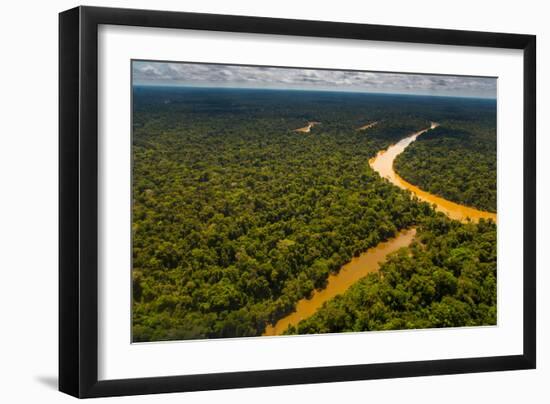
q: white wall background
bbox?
[0,0,546,402]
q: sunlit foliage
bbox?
[131,87,496,341]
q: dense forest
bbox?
[284,215,496,335]
[131,86,497,342]
[394,116,497,212]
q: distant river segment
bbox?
[294,121,321,133]
[369,123,497,223]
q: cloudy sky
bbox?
[132,61,496,99]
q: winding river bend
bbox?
[369,123,497,223]
[263,123,496,336]
[263,228,416,336]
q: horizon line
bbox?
[132,83,497,101]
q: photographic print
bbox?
[131,60,497,343]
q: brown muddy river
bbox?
[263,228,416,336]
[369,123,497,223]
[263,123,496,336]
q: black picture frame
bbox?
[59,5,536,398]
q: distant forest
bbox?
[131,86,497,341]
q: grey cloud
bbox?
[132,61,496,98]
